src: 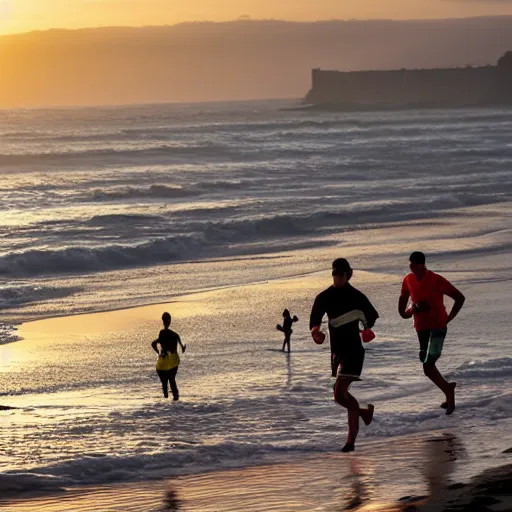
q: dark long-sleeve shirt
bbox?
[151,328,181,356]
[309,284,379,357]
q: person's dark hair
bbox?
[283,309,290,317]
[409,251,426,265]
[332,258,353,281]
[162,312,171,327]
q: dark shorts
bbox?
[417,328,447,365]
[332,351,365,380]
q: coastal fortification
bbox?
[304,51,512,108]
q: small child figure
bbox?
[276,309,298,353]
[151,312,186,400]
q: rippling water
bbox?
[0,101,511,499]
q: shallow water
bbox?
[1,102,511,499]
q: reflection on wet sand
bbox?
[286,352,292,387]
[420,433,465,511]
[353,432,465,511]
[155,432,467,512]
[341,458,371,510]
[162,486,182,511]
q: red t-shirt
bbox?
[401,270,458,331]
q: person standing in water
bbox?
[277,309,298,353]
[151,312,186,400]
[398,251,465,415]
[310,258,379,452]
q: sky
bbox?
[2,0,512,34]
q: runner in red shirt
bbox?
[398,252,465,415]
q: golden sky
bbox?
[1,0,512,35]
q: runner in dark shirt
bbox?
[310,258,379,452]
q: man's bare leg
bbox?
[424,363,456,415]
[334,378,374,450]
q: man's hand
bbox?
[311,326,326,345]
[398,295,413,319]
[412,301,431,313]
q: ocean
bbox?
[0,100,511,503]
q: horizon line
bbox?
[2,14,512,38]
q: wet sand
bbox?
[2,432,511,511]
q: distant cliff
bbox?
[2,18,512,108]
[304,51,512,108]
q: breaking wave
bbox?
[0,285,81,309]
[1,189,509,277]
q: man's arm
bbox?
[398,280,412,319]
[398,295,413,319]
[151,340,160,354]
[360,294,379,328]
[446,287,465,324]
[310,293,327,343]
[309,294,325,331]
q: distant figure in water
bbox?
[151,312,186,400]
[276,309,298,352]
[399,252,465,415]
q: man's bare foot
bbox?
[441,382,457,409]
[361,404,375,426]
[341,442,355,453]
[445,382,456,415]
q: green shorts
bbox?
[417,328,447,365]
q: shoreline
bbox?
[1,442,510,511]
[4,202,511,328]
[0,257,331,327]
[2,199,510,327]
[285,101,512,114]
[0,275,301,329]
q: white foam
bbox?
[0,285,80,309]
[0,322,21,345]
